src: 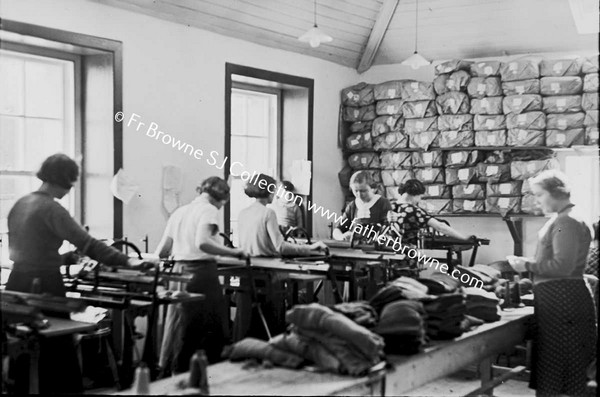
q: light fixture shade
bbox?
[401,51,431,69]
[298,26,333,48]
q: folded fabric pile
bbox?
[369,277,432,313]
[464,287,501,322]
[224,337,304,369]
[420,293,467,339]
[419,271,461,294]
[455,265,500,291]
[374,300,426,355]
[272,303,384,376]
[330,301,378,329]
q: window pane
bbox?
[0,116,25,170]
[25,60,64,119]
[0,54,25,116]
[247,95,269,137]
[230,136,248,168]
[0,175,37,222]
[231,93,246,136]
[245,137,270,173]
[84,175,113,238]
[23,118,64,171]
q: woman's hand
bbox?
[387,211,399,223]
[233,248,250,260]
[128,258,159,271]
[309,241,328,252]
[506,255,529,273]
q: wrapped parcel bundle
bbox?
[342,82,375,107]
[372,115,404,137]
[373,132,408,151]
[374,80,405,101]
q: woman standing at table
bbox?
[6,153,154,394]
[155,176,248,373]
[507,170,596,396]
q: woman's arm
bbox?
[154,234,173,259]
[197,224,247,258]
[427,218,470,241]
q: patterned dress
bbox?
[388,203,432,246]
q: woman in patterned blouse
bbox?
[387,179,470,246]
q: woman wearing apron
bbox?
[508,170,596,396]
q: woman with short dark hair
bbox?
[507,170,596,396]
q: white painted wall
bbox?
[1,0,358,248]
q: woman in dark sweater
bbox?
[6,153,154,393]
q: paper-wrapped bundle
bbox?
[446,71,471,92]
[486,196,521,215]
[435,59,474,75]
[436,92,470,114]
[453,199,485,214]
[380,151,412,169]
[342,82,375,106]
[376,99,404,116]
[423,184,451,199]
[540,76,583,96]
[346,132,373,151]
[405,117,438,133]
[510,158,559,180]
[500,60,539,82]
[476,163,511,183]
[373,132,408,151]
[372,115,404,137]
[433,74,450,95]
[438,114,473,131]
[401,81,436,101]
[474,114,507,131]
[521,193,543,215]
[487,181,522,196]
[381,169,414,186]
[545,113,585,130]
[586,127,599,145]
[414,168,445,184]
[475,130,507,146]
[470,97,503,115]
[470,61,503,77]
[452,184,485,199]
[540,59,581,77]
[502,79,540,95]
[421,199,453,215]
[506,111,546,130]
[343,105,376,122]
[350,121,373,133]
[545,129,585,147]
[585,110,599,127]
[385,186,400,200]
[374,80,405,100]
[444,150,480,168]
[411,151,443,168]
[584,73,599,93]
[439,130,474,148]
[507,129,545,146]
[445,167,478,185]
[348,152,380,169]
[502,95,542,114]
[402,100,438,119]
[338,166,353,188]
[408,131,440,150]
[582,57,599,74]
[482,150,510,164]
[467,77,502,98]
[582,93,599,111]
[542,95,582,114]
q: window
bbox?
[0,49,77,264]
[229,87,280,245]
[565,153,600,225]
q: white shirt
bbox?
[160,195,221,260]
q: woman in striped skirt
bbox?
[508,170,596,396]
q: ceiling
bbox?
[96,0,599,72]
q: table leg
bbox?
[478,356,493,396]
[28,338,39,394]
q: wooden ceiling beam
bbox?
[356,0,399,73]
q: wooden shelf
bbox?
[342,145,597,154]
[435,213,545,218]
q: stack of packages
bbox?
[539,59,585,148]
[373,80,412,200]
[512,150,559,214]
[434,60,483,214]
[340,83,380,201]
[581,57,599,145]
[464,287,501,322]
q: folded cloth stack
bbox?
[420,293,467,339]
[374,300,427,355]
[330,301,378,329]
[282,303,385,376]
[224,337,304,369]
[455,265,498,291]
[424,271,462,293]
[464,287,501,322]
[369,277,432,313]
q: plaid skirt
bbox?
[530,278,597,395]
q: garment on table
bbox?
[225,337,304,369]
[426,271,461,292]
[269,196,304,229]
[417,278,454,295]
[269,332,341,372]
[470,264,501,283]
[286,304,384,362]
[530,278,597,395]
[374,300,426,355]
[337,195,392,233]
[527,204,591,284]
[455,265,494,286]
[387,203,432,246]
[369,277,432,314]
[330,301,378,328]
[464,287,500,322]
[421,293,467,339]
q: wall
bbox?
[359,51,599,264]
[1,0,359,248]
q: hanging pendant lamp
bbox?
[298,0,333,48]
[401,0,430,69]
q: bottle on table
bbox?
[133,362,151,395]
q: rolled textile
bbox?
[436,92,470,114]
[376,99,404,116]
[401,81,436,101]
[438,114,473,131]
[331,302,379,329]
[411,151,443,168]
[373,80,405,100]
[506,111,546,130]
[445,150,480,168]
[372,115,404,137]
[502,79,540,95]
[474,130,507,146]
[269,332,340,373]
[474,114,507,131]
[470,61,502,77]
[540,76,583,96]
[545,129,585,147]
[225,337,304,369]
[502,94,542,114]
[439,130,475,148]
[542,95,582,114]
[445,166,478,185]
[507,129,545,146]
[402,100,437,119]
[546,112,585,130]
[500,59,539,82]
[373,131,408,151]
[467,77,502,98]
[470,97,503,115]
[452,184,485,200]
[540,59,581,77]
[341,82,375,106]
